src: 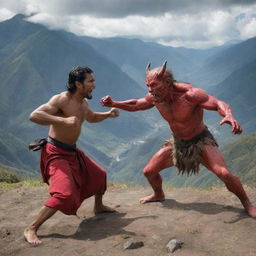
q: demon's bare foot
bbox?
[139,192,165,204]
[246,205,256,217]
[94,205,116,214]
[24,227,42,245]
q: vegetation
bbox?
[0,178,44,189]
[0,169,19,183]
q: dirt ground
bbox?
[0,183,256,256]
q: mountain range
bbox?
[0,14,255,188]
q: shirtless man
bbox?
[24,66,119,245]
[101,61,256,217]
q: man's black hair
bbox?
[66,66,93,93]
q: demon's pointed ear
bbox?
[158,60,167,78]
[146,63,151,75]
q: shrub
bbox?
[0,170,20,183]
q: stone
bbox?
[166,239,184,253]
[123,240,144,249]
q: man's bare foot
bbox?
[246,205,256,217]
[139,193,165,204]
[24,227,42,245]
[94,205,116,214]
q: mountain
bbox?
[187,36,256,87]
[211,59,256,135]
[0,14,155,177]
[80,36,201,86]
[0,14,255,183]
[201,56,256,142]
[0,128,39,178]
[81,36,242,90]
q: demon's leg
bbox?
[140,145,174,204]
[201,145,256,217]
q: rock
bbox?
[123,240,144,249]
[166,239,184,253]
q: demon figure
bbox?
[101,61,256,217]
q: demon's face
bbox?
[145,61,171,103]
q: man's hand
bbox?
[62,116,80,127]
[108,108,119,118]
[220,115,242,134]
[101,95,114,107]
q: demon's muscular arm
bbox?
[100,94,154,111]
[186,88,242,134]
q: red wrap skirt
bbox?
[40,142,106,215]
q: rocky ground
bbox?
[0,183,256,256]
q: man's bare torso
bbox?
[49,92,88,145]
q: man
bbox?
[101,61,256,217]
[24,66,119,245]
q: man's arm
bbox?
[186,88,242,134]
[85,106,119,123]
[29,95,79,127]
[29,95,63,125]
[100,94,154,112]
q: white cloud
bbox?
[0,8,15,21]
[237,14,256,40]
[0,0,256,48]
[158,39,224,49]
[241,18,256,39]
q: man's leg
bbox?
[80,153,116,214]
[201,145,256,217]
[24,206,57,245]
[24,158,81,244]
[140,145,174,204]
[94,189,116,214]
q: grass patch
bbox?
[0,170,20,183]
[0,179,44,189]
[21,179,44,187]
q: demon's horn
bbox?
[146,63,151,74]
[158,60,167,78]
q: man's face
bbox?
[81,73,96,99]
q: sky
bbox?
[0,0,256,48]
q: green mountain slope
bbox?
[0,15,155,177]
[212,59,256,134]
[188,37,256,87]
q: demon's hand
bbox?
[101,95,114,107]
[219,115,242,134]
